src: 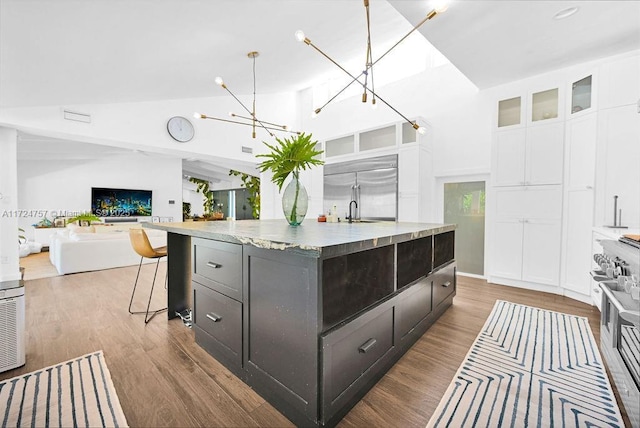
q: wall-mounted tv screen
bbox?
[91,187,152,217]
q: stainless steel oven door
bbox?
[601,290,616,338]
[617,316,640,390]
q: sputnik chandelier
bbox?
[295,0,448,134]
[194,51,300,139]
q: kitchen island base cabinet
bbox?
[244,247,319,425]
[145,220,456,427]
[192,282,242,371]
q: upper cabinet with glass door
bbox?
[570,75,592,115]
[531,88,559,123]
[497,96,522,128]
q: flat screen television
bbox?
[91,187,152,218]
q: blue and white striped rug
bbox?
[0,350,128,427]
[427,300,624,427]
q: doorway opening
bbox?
[443,181,486,276]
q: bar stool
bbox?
[128,228,168,323]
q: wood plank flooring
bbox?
[1,267,631,427]
[19,251,59,280]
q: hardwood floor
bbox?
[19,251,59,280]
[1,268,630,427]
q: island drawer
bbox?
[396,276,432,340]
[193,281,242,366]
[432,262,456,309]
[192,238,242,301]
[321,303,394,423]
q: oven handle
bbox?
[599,283,640,325]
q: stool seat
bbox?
[128,228,168,324]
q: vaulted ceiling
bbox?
[2,1,638,108]
[2,0,639,182]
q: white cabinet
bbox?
[491,186,562,286]
[598,54,640,110]
[491,218,524,279]
[398,137,432,223]
[492,218,561,286]
[492,122,564,186]
[526,122,565,185]
[595,104,640,229]
[561,113,598,300]
[521,219,562,285]
[32,227,61,247]
[493,129,526,186]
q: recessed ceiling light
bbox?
[554,6,579,20]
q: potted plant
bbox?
[65,212,102,226]
[182,202,192,221]
[257,132,324,226]
[189,177,216,219]
[229,170,261,219]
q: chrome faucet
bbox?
[348,200,358,223]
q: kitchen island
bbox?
[145,219,456,427]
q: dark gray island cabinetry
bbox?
[145,220,456,427]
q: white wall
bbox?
[297,63,489,176]
[0,91,299,172]
[17,152,182,235]
[0,127,21,282]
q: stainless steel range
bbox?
[592,239,640,427]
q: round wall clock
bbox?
[167,116,195,142]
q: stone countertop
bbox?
[144,219,455,258]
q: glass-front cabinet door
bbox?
[571,75,592,114]
[498,96,521,127]
[532,88,559,122]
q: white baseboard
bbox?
[457,271,486,280]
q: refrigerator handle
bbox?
[356,184,361,219]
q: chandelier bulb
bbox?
[417,126,427,135]
[432,0,450,13]
[294,30,306,42]
[214,76,224,86]
[371,99,378,110]
[193,112,203,119]
[228,112,235,117]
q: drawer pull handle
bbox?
[206,262,222,269]
[206,313,222,322]
[442,281,451,288]
[358,338,377,354]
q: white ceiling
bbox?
[390,0,640,89]
[3,0,639,182]
[0,0,416,108]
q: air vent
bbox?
[242,146,253,154]
[63,110,91,123]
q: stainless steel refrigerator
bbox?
[323,154,397,221]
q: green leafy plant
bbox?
[189,177,215,217]
[182,202,191,220]
[256,133,324,191]
[18,227,26,244]
[256,133,324,224]
[229,170,261,219]
[66,212,102,225]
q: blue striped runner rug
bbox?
[427,300,624,427]
[0,350,128,427]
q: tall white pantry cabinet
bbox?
[488,51,640,305]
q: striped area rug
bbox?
[0,350,128,427]
[427,300,623,427]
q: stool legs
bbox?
[129,256,168,324]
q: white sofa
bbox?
[49,226,167,275]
